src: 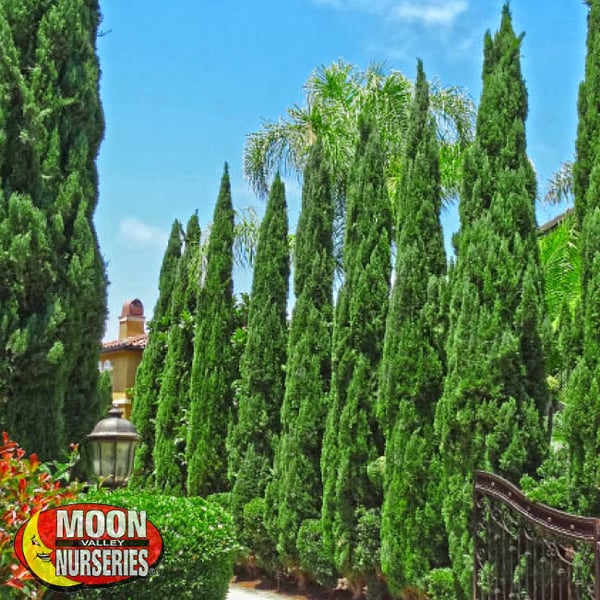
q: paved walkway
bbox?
[227,584,288,599]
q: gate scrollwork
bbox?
[474,471,599,599]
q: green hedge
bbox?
[73,488,239,599]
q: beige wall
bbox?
[99,349,143,420]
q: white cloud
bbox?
[119,217,168,249]
[392,1,468,26]
[312,0,468,27]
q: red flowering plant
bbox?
[0,433,81,598]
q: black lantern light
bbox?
[87,405,140,489]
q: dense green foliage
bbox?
[79,488,238,600]
[153,214,202,494]
[187,165,236,496]
[539,212,580,325]
[321,120,391,595]
[264,140,334,573]
[296,519,337,589]
[434,6,548,595]
[378,61,447,595]
[227,174,289,530]
[130,220,182,488]
[564,0,600,513]
[0,0,107,460]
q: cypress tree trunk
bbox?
[0,0,106,459]
[321,120,391,591]
[130,220,182,488]
[434,5,548,595]
[565,0,600,513]
[187,165,235,496]
[379,60,447,594]
[227,174,289,528]
[153,214,202,494]
[264,140,334,573]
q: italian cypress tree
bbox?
[227,175,289,528]
[564,0,600,513]
[97,370,113,412]
[321,120,391,596]
[573,0,600,232]
[264,140,334,574]
[187,165,235,496]
[130,220,182,488]
[0,0,106,459]
[378,60,447,594]
[434,6,547,595]
[153,214,202,494]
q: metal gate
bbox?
[473,470,600,599]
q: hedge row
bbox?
[74,489,239,600]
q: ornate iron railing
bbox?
[474,470,600,599]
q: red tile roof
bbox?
[101,334,147,353]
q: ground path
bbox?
[227,578,350,600]
[228,585,287,599]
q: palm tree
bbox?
[244,60,475,211]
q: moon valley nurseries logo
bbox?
[14,503,164,592]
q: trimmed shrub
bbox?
[77,488,239,599]
[241,497,278,572]
[422,568,457,600]
[520,443,574,512]
[356,508,387,600]
[296,519,336,589]
[355,508,382,577]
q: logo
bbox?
[14,503,164,592]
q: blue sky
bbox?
[95,0,587,341]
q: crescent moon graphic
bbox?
[21,511,80,588]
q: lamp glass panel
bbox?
[90,441,101,477]
[115,440,132,482]
[100,440,116,483]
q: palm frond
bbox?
[539,213,580,322]
[244,118,309,197]
[544,161,573,205]
[233,206,260,269]
[429,78,476,146]
[306,60,356,110]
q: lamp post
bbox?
[87,405,140,489]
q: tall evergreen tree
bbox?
[264,141,334,573]
[0,0,106,459]
[434,6,547,595]
[153,214,202,494]
[187,165,235,496]
[564,0,600,513]
[227,174,289,526]
[378,60,447,594]
[573,0,600,233]
[130,220,182,488]
[321,120,391,597]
